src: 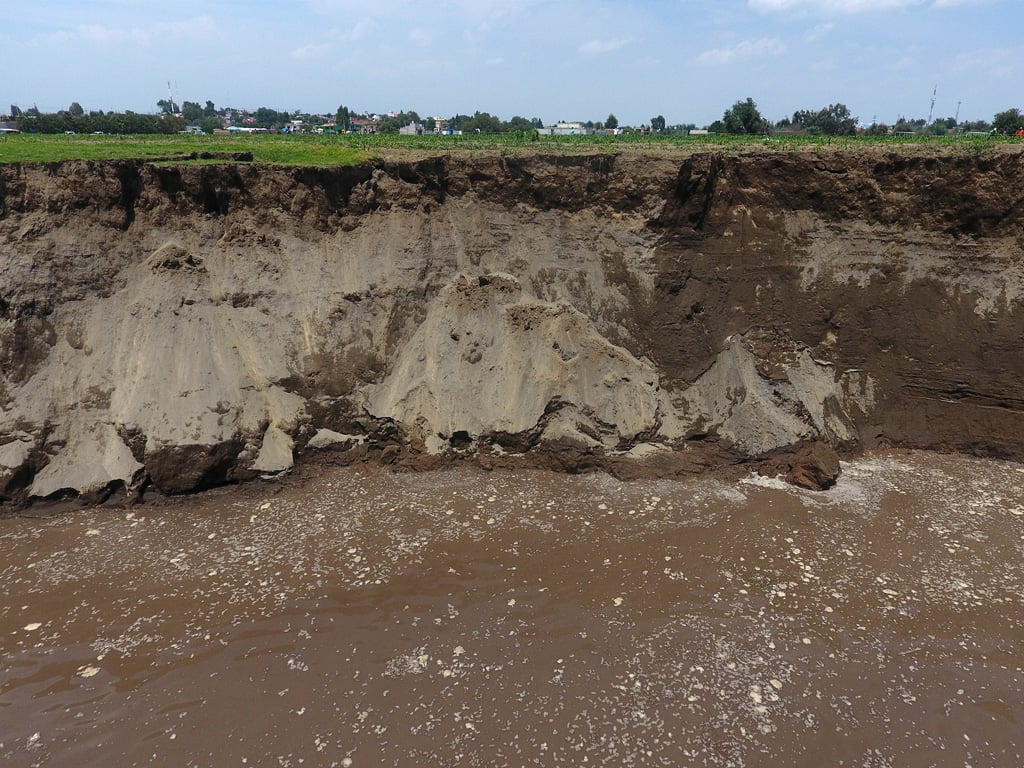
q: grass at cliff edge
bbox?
[1,131,1019,166]
[0,133,372,166]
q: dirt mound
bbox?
[2,148,1023,506]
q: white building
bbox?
[544,122,590,136]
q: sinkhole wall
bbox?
[1,148,1023,504]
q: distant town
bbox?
[3,97,1023,137]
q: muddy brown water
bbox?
[2,451,1023,767]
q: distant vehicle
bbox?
[92,131,105,135]
[64,130,75,135]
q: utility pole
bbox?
[167,81,178,114]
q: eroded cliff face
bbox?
[1,149,1022,505]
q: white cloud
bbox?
[409,28,433,47]
[750,0,921,10]
[25,15,217,49]
[328,20,374,42]
[290,43,331,60]
[305,0,409,15]
[696,37,787,65]
[750,0,990,10]
[448,0,548,23]
[579,38,633,55]
[949,46,1017,76]
[152,16,218,42]
[77,24,148,46]
[805,22,835,40]
[397,58,458,74]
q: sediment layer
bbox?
[2,149,1022,504]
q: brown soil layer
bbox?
[2,146,1023,508]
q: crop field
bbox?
[0,130,1018,166]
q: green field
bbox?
[0,131,1015,166]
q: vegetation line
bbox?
[0,132,1018,166]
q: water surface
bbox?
[2,451,1023,767]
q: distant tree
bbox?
[893,117,927,134]
[460,111,502,134]
[68,101,84,117]
[923,116,957,136]
[335,105,352,131]
[530,117,544,129]
[156,98,178,115]
[861,122,890,136]
[605,113,619,130]
[664,122,696,135]
[158,114,186,133]
[181,101,203,122]
[203,100,217,117]
[788,103,856,136]
[254,106,283,129]
[992,108,1022,135]
[447,114,472,132]
[650,115,666,132]
[961,119,991,133]
[14,107,182,134]
[378,111,421,133]
[505,115,535,132]
[717,98,765,135]
[10,104,21,118]
[199,116,221,135]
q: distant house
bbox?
[544,122,590,136]
[350,116,379,134]
[398,122,424,135]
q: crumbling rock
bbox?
[787,441,842,491]
[145,440,245,495]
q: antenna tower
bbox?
[927,85,937,125]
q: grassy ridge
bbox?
[0,131,1016,166]
[0,133,371,166]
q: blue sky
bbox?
[3,0,1019,127]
